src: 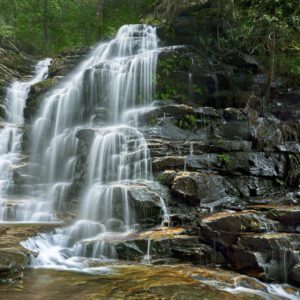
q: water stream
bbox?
[0,58,51,221]
[21,24,167,270]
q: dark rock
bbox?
[153,156,185,171]
[24,76,61,121]
[157,170,177,187]
[229,246,264,275]
[48,47,90,78]
[223,108,247,121]
[266,207,300,225]
[227,176,275,198]
[222,51,260,73]
[289,264,300,286]
[235,233,300,282]
[224,152,286,178]
[171,172,232,208]
[76,128,96,142]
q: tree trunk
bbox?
[96,0,103,38]
[267,31,276,102]
[43,0,49,55]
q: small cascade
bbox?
[22,25,169,270]
[142,239,152,264]
[0,58,51,221]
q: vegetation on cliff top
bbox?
[0,0,299,91]
[0,0,154,55]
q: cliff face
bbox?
[1,2,300,287]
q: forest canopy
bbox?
[0,0,299,68]
[0,0,155,55]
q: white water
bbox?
[21,24,169,270]
[0,59,51,220]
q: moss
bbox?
[217,153,230,163]
[178,114,197,130]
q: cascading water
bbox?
[22,25,167,270]
[0,58,51,221]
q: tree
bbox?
[235,0,300,100]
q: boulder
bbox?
[171,171,232,208]
[0,250,27,281]
[289,264,300,286]
[266,206,300,225]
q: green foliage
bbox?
[228,0,300,92]
[156,174,166,185]
[217,153,229,163]
[150,116,157,125]
[0,0,155,55]
[178,115,197,130]
[0,15,13,37]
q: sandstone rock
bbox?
[0,250,27,281]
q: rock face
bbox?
[24,46,90,122]
[0,224,59,282]
[0,36,34,118]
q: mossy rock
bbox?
[156,47,212,104]
[24,76,61,122]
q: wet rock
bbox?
[0,250,28,281]
[152,156,185,171]
[0,224,60,281]
[276,143,300,153]
[227,176,275,198]
[237,233,300,252]
[200,211,267,247]
[127,185,164,226]
[217,121,252,141]
[48,47,90,77]
[157,170,177,187]
[235,233,300,282]
[229,246,264,275]
[251,117,284,150]
[223,108,247,121]
[201,211,264,234]
[289,264,300,286]
[224,152,286,178]
[266,206,300,225]
[90,226,224,265]
[171,172,232,208]
[76,128,96,142]
[24,76,61,121]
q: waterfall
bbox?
[22,24,167,270]
[0,58,51,221]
